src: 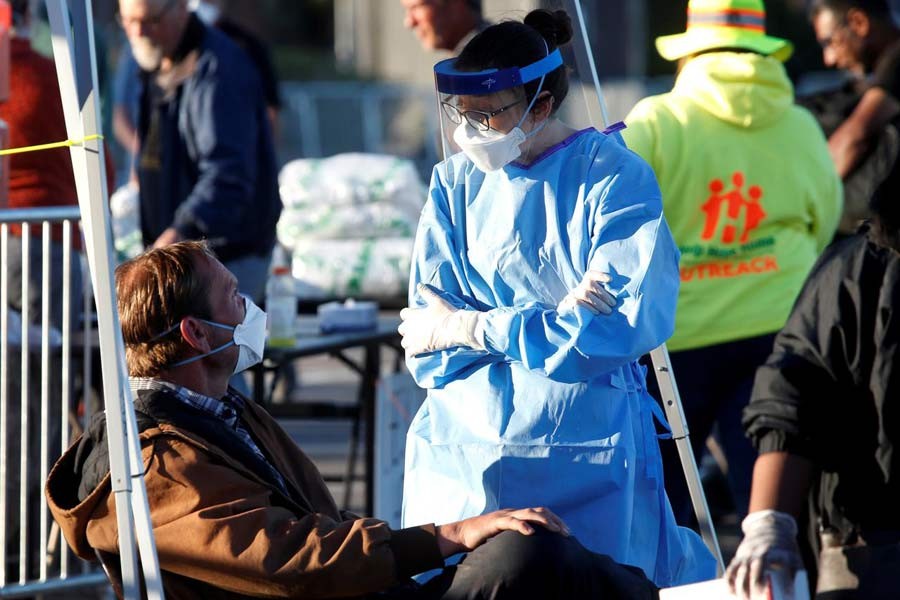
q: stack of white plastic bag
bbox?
[277,153,425,303]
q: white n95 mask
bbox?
[452,79,549,172]
[166,295,268,374]
[453,122,529,172]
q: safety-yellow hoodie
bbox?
[624,52,842,351]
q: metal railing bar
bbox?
[0,572,109,598]
[0,207,81,225]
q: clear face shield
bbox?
[433,0,614,173]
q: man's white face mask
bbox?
[129,36,165,71]
[162,295,269,374]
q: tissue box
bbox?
[318,299,378,333]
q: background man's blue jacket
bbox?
[137,16,282,262]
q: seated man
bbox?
[46,241,658,599]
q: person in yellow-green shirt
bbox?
[623,0,842,525]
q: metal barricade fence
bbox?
[275,79,672,180]
[279,81,441,181]
[0,206,109,598]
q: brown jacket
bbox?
[45,385,443,598]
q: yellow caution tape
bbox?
[0,134,104,156]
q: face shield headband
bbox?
[434,48,564,96]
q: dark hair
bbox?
[454,9,573,114]
[808,0,891,20]
[465,0,482,15]
[115,240,216,377]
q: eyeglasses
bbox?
[441,98,523,132]
[117,0,178,30]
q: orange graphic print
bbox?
[700,172,766,244]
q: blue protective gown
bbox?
[402,128,716,587]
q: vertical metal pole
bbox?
[364,342,380,516]
[19,223,29,585]
[60,220,72,578]
[82,251,92,425]
[80,246,91,578]
[40,222,51,582]
[362,88,383,154]
[0,223,8,587]
[333,0,358,71]
[45,1,164,597]
[650,344,725,574]
[295,92,323,158]
[625,0,648,78]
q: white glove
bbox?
[399,284,485,356]
[558,270,616,315]
[726,510,803,600]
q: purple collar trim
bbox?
[510,127,596,170]
[602,121,627,135]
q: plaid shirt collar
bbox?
[128,377,290,496]
[129,378,245,430]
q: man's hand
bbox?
[434,507,570,557]
[558,270,616,315]
[152,227,184,249]
[726,510,803,600]
[399,284,484,355]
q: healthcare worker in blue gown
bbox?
[398,9,716,588]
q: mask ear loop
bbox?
[148,295,250,368]
[149,320,183,343]
[164,319,240,368]
[515,38,553,154]
[168,338,236,368]
[515,39,551,133]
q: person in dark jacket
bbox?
[118,0,281,301]
[725,120,900,598]
[114,0,282,173]
[808,0,900,235]
[46,241,660,600]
